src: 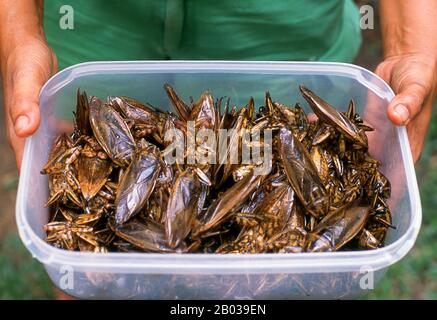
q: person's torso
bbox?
[44,0,362,70]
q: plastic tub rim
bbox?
[16,60,422,274]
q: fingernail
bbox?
[394,104,410,124]
[15,115,30,134]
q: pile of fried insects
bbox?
[42,84,393,253]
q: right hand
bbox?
[375,53,437,163]
[1,37,57,169]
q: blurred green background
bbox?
[0,1,436,299]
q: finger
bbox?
[12,137,25,170]
[8,67,46,138]
[5,118,25,171]
[307,113,317,122]
[387,81,429,126]
[362,86,405,210]
[406,97,434,163]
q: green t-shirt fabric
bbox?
[44,0,362,70]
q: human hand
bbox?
[0,0,57,170]
[1,38,57,169]
[375,53,436,162]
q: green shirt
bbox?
[44,0,362,70]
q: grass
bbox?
[0,234,54,299]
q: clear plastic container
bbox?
[16,61,421,299]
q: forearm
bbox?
[380,0,437,59]
[0,0,45,64]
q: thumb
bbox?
[8,67,47,138]
[387,78,429,126]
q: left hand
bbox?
[375,53,437,162]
